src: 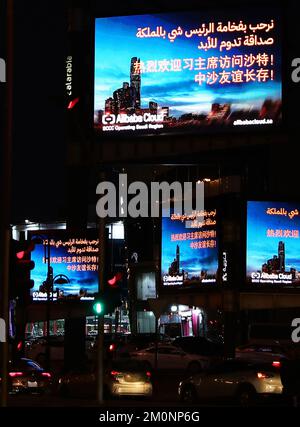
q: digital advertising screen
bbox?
[30,232,99,302]
[247,201,300,286]
[94,7,282,137]
[161,209,218,287]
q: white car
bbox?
[178,358,283,406]
[235,344,288,364]
[58,359,153,398]
[130,344,211,373]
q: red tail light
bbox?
[146,371,151,378]
[41,372,51,378]
[109,344,115,352]
[17,341,23,351]
[9,372,24,378]
[272,361,281,368]
[110,370,120,377]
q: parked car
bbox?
[236,343,289,364]
[0,358,52,394]
[130,344,211,373]
[178,358,283,406]
[57,359,152,398]
[112,333,171,357]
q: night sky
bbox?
[6,0,300,223]
[12,0,67,222]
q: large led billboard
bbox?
[30,232,99,301]
[161,209,218,287]
[247,201,300,286]
[94,7,282,136]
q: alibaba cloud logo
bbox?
[102,114,116,125]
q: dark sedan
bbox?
[1,358,52,394]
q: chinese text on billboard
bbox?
[247,202,300,286]
[161,209,218,286]
[31,234,99,301]
[95,8,282,136]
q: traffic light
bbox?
[92,270,124,316]
[10,239,35,301]
[106,269,124,309]
[93,300,104,315]
[10,239,35,358]
[92,288,121,316]
[107,271,123,288]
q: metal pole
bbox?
[0,0,13,407]
[154,315,158,371]
[0,230,10,407]
[97,172,106,404]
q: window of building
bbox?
[136,271,156,300]
[137,311,155,333]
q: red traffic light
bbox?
[16,251,25,260]
[14,240,35,260]
[107,272,123,287]
[12,239,35,291]
[67,97,79,109]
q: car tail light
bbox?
[110,370,120,378]
[41,372,51,378]
[272,361,281,368]
[9,372,24,378]
[146,371,151,378]
[109,344,115,352]
[257,372,273,379]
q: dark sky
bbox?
[12,0,67,223]
[9,0,300,223]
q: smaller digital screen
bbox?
[161,209,218,287]
[247,201,300,286]
[30,231,99,301]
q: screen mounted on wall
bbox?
[94,7,282,137]
[247,201,300,286]
[161,208,218,287]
